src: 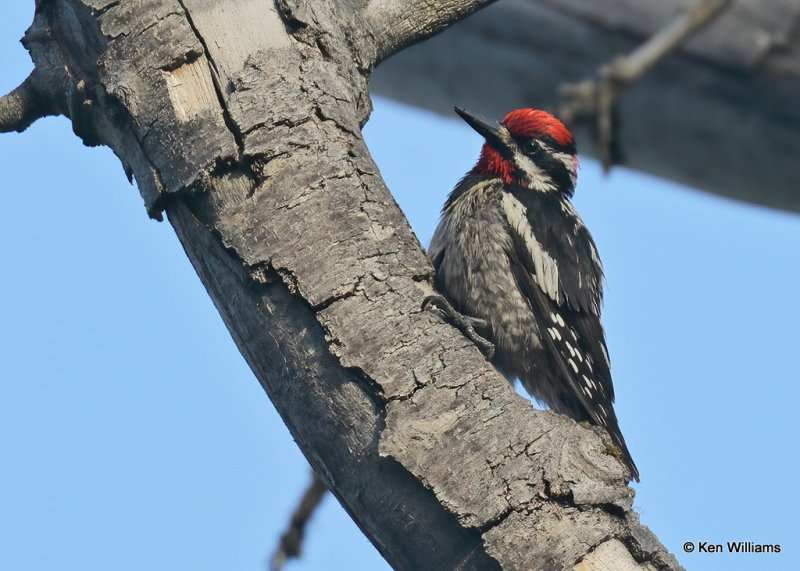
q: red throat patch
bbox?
[501,109,573,146]
[474,145,521,186]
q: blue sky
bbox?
[1,5,798,570]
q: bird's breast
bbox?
[430,179,543,360]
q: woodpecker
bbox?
[426,107,639,482]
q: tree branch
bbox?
[371,0,800,213]
[559,0,732,169]
[366,0,498,64]
[4,1,679,568]
[0,71,60,133]
[270,470,328,571]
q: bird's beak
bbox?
[455,107,505,149]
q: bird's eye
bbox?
[522,139,541,157]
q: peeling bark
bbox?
[1,1,680,569]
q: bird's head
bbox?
[456,107,578,196]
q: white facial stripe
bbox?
[514,152,557,193]
[532,141,577,191]
[496,128,558,193]
[539,142,574,169]
[501,192,560,303]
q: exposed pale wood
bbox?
[163,57,221,121]
[179,0,291,87]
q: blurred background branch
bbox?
[372,0,800,213]
[270,471,328,571]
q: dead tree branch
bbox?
[270,471,328,571]
[366,0,498,64]
[0,71,60,133]
[1,1,679,568]
[370,0,800,213]
[559,0,732,169]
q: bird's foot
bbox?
[422,294,495,360]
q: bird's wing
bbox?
[507,249,639,480]
[499,188,616,417]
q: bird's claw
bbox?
[422,294,496,360]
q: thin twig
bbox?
[559,0,732,170]
[270,470,329,571]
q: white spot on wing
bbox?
[560,198,579,217]
[599,342,610,367]
[588,240,602,268]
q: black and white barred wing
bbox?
[499,189,616,425]
[501,188,640,481]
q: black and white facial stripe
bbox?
[513,134,577,194]
[500,130,577,195]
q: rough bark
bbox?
[372,0,800,214]
[2,1,679,569]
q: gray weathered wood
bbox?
[1,1,681,568]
